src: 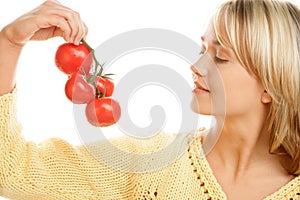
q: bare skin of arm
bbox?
[0,0,87,95]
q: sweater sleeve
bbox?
[0,89,136,200]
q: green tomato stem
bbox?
[81,39,104,96]
[81,39,103,75]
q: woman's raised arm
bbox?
[0,0,87,95]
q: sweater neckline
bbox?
[190,135,299,199]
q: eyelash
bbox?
[214,56,228,63]
[199,50,205,55]
[199,49,228,63]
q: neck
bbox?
[218,117,269,168]
[207,114,284,180]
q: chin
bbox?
[190,96,212,115]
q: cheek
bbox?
[222,74,263,115]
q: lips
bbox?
[193,81,210,93]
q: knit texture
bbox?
[0,89,299,200]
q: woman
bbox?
[0,0,299,199]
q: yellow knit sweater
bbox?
[0,89,299,200]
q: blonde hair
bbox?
[214,0,300,175]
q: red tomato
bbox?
[80,53,94,75]
[95,76,115,97]
[85,97,121,127]
[65,73,95,104]
[55,43,92,75]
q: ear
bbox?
[261,90,272,104]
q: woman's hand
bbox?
[0,0,87,95]
[2,0,88,47]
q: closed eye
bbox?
[214,56,228,63]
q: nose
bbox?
[190,65,208,78]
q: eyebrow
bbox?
[201,36,221,46]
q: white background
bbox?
[0,0,299,199]
[0,0,224,145]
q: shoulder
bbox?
[86,128,207,154]
[278,175,300,198]
[265,175,300,199]
[78,128,207,173]
[292,175,300,189]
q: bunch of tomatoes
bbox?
[54,40,121,127]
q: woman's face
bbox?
[190,22,268,118]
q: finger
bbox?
[82,22,89,40]
[32,0,85,43]
[73,15,88,45]
[38,15,72,42]
[65,11,82,44]
[44,8,85,44]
